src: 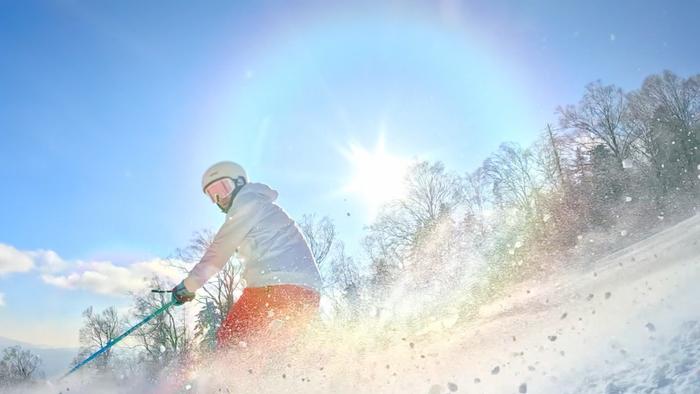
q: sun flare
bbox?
[342,135,410,214]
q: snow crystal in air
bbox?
[625,196,632,202]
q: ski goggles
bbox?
[204,178,236,204]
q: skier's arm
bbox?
[183,195,261,291]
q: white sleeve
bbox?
[183,195,261,291]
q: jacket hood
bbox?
[237,182,278,204]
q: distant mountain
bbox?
[0,336,77,378]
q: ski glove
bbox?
[171,281,195,305]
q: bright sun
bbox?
[342,135,410,214]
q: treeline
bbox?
[335,70,699,324]
[66,70,698,384]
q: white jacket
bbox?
[183,183,322,292]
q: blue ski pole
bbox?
[61,298,177,380]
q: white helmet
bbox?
[201,161,247,192]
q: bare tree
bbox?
[558,81,634,169]
[75,306,124,371]
[483,142,540,212]
[321,242,362,320]
[298,214,336,267]
[400,161,464,226]
[132,277,191,368]
[532,124,571,190]
[626,87,668,191]
[367,161,464,262]
[635,71,700,189]
[462,166,491,240]
[0,346,42,386]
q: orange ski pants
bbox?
[216,284,320,351]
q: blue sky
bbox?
[0,0,698,347]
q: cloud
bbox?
[0,243,35,276]
[29,249,69,273]
[0,242,186,297]
[41,258,184,296]
[0,292,5,307]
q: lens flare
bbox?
[341,134,410,216]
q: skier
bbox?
[170,161,322,350]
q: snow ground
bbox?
[14,214,700,393]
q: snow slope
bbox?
[11,214,700,393]
[194,213,700,394]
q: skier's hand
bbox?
[171,281,195,305]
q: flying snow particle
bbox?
[428,384,443,394]
[519,382,528,393]
[185,384,192,391]
[491,366,500,375]
[621,230,628,237]
[610,33,616,41]
[159,345,166,353]
[447,382,458,392]
[625,196,632,202]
